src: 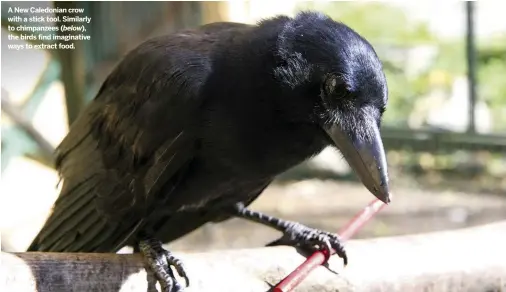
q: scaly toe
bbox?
[139,239,188,291]
[164,251,190,287]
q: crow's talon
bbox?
[139,239,189,292]
[285,223,348,265]
[165,252,190,286]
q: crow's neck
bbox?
[204,28,282,104]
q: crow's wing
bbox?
[28,23,251,252]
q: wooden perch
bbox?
[2,222,506,292]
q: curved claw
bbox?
[164,252,190,287]
[315,233,347,265]
[283,223,348,266]
[139,239,188,292]
[329,238,348,266]
[318,237,333,262]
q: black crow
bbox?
[28,11,391,291]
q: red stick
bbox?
[273,199,386,292]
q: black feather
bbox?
[28,12,388,253]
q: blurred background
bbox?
[1,1,505,253]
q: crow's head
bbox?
[272,12,391,203]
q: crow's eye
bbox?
[323,75,338,96]
[321,74,346,109]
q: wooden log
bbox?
[2,222,506,292]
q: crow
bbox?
[28,11,391,291]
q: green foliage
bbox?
[297,2,436,44]
[431,41,466,75]
[479,52,506,104]
[477,40,506,131]
[382,69,414,125]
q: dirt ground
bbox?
[152,179,506,253]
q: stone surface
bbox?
[2,222,506,292]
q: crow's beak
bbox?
[324,122,391,204]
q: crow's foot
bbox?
[267,222,347,265]
[139,238,189,292]
[232,203,347,265]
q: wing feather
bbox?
[27,24,253,252]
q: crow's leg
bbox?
[232,203,347,265]
[138,237,189,292]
